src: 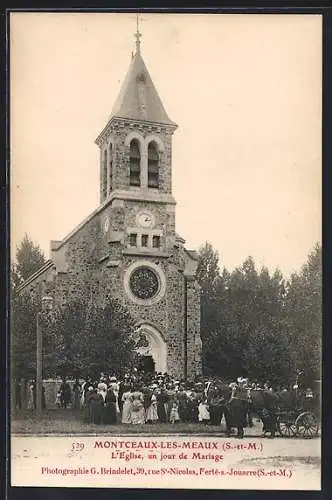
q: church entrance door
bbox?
[137,355,155,374]
[135,324,167,374]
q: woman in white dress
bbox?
[169,400,180,424]
[121,387,133,424]
[145,387,158,423]
[198,398,210,424]
[130,389,145,425]
[109,376,120,415]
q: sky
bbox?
[10,12,322,276]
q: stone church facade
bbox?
[17,35,202,380]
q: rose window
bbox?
[129,266,159,300]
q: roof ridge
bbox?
[15,260,54,293]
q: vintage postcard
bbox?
[10,12,322,490]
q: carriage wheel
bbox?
[277,420,297,438]
[295,412,319,439]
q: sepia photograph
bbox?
[10,12,322,489]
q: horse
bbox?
[249,389,282,438]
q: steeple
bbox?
[96,20,178,204]
[107,21,176,127]
[134,13,142,55]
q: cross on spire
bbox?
[135,13,142,54]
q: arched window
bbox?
[102,149,107,199]
[108,143,113,193]
[129,139,141,186]
[148,142,159,188]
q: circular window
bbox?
[129,266,159,300]
[124,260,166,305]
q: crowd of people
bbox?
[53,369,316,429]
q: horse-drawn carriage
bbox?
[275,391,320,438]
[253,385,320,439]
[276,408,319,438]
[207,378,320,439]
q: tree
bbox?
[196,242,220,296]
[284,244,322,385]
[11,292,62,381]
[198,251,293,383]
[216,257,262,379]
[11,293,39,381]
[11,235,47,383]
[12,292,137,381]
[12,234,46,291]
[196,242,222,338]
[196,242,223,371]
[50,297,137,378]
[243,265,293,384]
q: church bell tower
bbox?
[93,22,202,379]
[96,26,177,194]
[95,23,179,254]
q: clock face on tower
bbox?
[136,211,155,229]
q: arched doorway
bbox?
[135,324,167,373]
[137,355,155,374]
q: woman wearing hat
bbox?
[130,386,145,425]
[108,376,120,416]
[207,383,227,426]
[118,374,130,415]
[187,386,199,423]
[198,396,210,425]
[89,387,104,425]
[104,384,117,425]
[80,377,92,409]
[177,385,189,423]
[166,383,176,422]
[82,386,94,423]
[156,386,168,423]
[146,385,159,423]
[121,385,133,424]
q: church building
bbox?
[17,29,202,380]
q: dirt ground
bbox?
[11,409,320,437]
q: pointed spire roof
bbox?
[109,35,176,127]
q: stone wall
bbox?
[186,278,202,379]
[18,202,201,380]
[96,251,187,379]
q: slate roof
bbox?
[109,50,176,126]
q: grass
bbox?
[11,409,232,435]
